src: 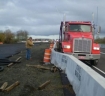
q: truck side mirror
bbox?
[92,27,94,33]
[63,26,65,32]
[98,26,101,33]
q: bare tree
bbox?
[4,29,15,43]
[0,30,5,42]
[16,30,28,41]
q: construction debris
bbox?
[26,64,50,70]
[50,66,59,72]
[26,64,59,73]
[4,81,20,92]
[7,57,21,67]
[0,82,8,91]
[38,80,51,90]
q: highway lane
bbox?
[81,48,105,78]
[96,48,105,72]
[88,48,105,78]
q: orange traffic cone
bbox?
[43,49,51,63]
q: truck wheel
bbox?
[61,48,63,53]
[60,45,63,53]
[58,43,63,52]
[90,60,98,66]
[94,59,99,66]
[56,42,61,52]
[90,60,94,66]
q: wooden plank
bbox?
[7,57,21,67]
[0,82,8,91]
[26,64,50,70]
[7,63,13,67]
[54,68,57,72]
[4,81,20,92]
[15,57,21,61]
[38,80,51,90]
[50,67,58,72]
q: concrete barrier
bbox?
[51,43,105,96]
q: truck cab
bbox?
[57,21,100,65]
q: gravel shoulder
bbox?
[0,43,65,96]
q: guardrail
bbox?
[51,43,105,96]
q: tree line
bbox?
[94,37,105,44]
[0,29,28,44]
[0,29,104,44]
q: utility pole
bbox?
[96,6,100,39]
[92,12,95,40]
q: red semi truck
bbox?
[57,21,101,65]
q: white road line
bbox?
[100,52,105,54]
[93,66,105,74]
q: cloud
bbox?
[0,0,105,37]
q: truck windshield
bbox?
[69,24,91,32]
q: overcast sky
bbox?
[0,0,105,39]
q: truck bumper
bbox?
[66,53,100,60]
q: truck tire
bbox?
[57,43,62,52]
[94,59,99,66]
[90,60,98,66]
[90,60,94,66]
[59,45,63,53]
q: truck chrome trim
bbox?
[73,38,92,53]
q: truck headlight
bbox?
[93,47,100,50]
[63,45,70,49]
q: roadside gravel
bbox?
[0,43,65,96]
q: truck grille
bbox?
[73,38,92,53]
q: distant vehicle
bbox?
[42,40,49,42]
[57,21,101,65]
[34,39,50,43]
